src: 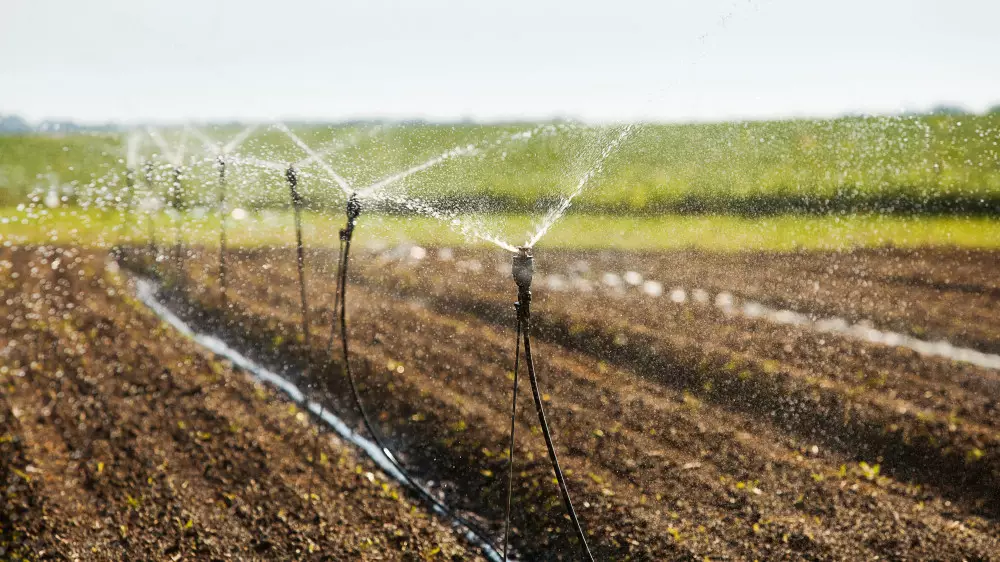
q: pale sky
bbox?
[1,0,998,124]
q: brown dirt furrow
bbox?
[0,246,483,561]
[322,246,1000,514]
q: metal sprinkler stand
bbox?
[504,247,595,562]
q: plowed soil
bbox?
[113,243,1000,561]
[0,246,483,561]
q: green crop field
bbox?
[2,115,999,217]
[3,207,999,252]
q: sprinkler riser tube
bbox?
[122,168,136,238]
[285,165,312,375]
[171,167,186,281]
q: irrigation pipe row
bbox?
[121,127,599,560]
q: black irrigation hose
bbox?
[512,248,595,562]
[502,305,522,561]
[523,329,594,561]
[332,195,506,557]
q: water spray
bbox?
[504,247,594,561]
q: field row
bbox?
[0,246,483,560]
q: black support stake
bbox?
[286,165,311,376]
[121,167,136,244]
[503,302,523,561]
[217,156,228,310]
[171,166,185,280]
[142,161,157,260]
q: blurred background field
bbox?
[2,114,999,216]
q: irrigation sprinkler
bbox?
[184,124,261,307]
[142,160,158,264]
[308,192,360,501]
[325,193,360,354]
[323,194,503,555]
[170,166,185,282]
[505,247,595,562]
[284,162,329,503]
[217,156,228,309]
[120,167,136,244]
[285,165,312,372]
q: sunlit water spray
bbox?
[246,123,551,237]
[356,143,479,198]
[274,122,354,194]
[187,124,259,158]
[359,124,573,253]
[125,132,142,170]
[526,124,637,248]
[146,127,190,168]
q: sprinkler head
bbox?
[285,165,298,187]
[346,193,361,222]
[512,247,534,292]
[342,194,362,242]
